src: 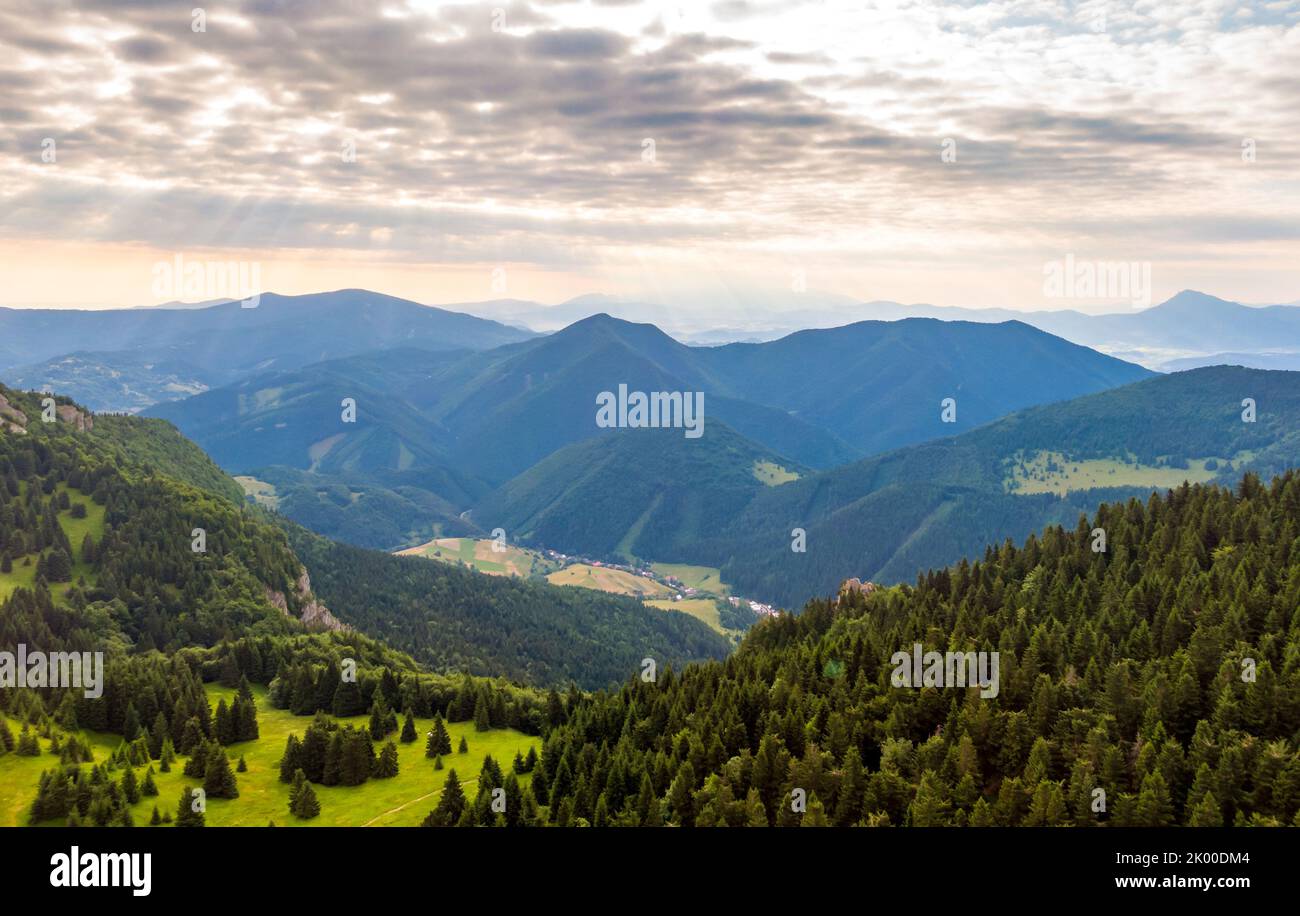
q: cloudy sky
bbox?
[1,0,1297,318]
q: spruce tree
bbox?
[423,770,466,827]
[203,745,239,799]
[375,740,400,778]
[473,691,491,732]
[175,787,205,827]
[292,781,321,819]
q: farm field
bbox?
[546,564,673,598]
[396,537,560,578]
[0,684,538,827]
[650,563,729,596]
[645,598,726,634]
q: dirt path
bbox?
[362,775,480,827]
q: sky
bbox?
[1,0,1297,319]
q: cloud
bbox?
[0,0,1296,309]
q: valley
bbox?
[394,536,766,637]
[3,292,1300,836]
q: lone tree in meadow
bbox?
[375,740,400,778]
[425,715,452,758]
[400,709,417,743]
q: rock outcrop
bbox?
[837,577,879,604]
[0,393,28,434]
[266,567,348,632]
[56,403,94,431]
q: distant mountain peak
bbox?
[1155,290,1238,311]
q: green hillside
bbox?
[286,524,732,689]
[699,366,1300,606]
[476,421,807,562]
[525,472,1300,826]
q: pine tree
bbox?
[369,694,392,741]
[203,745,239,799]
[175,787,205,827]
[473,691,491,732]
[423,770,466,827]
[458,736,468,754]
[289,769,306,809]
[292,781,320,819]
[400,709,417,743]
[121,766,140,805]
[375,740,400,778]
[1188,791,1224,827]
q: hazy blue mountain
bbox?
[0,289,534,411]
[699,317,1153,455]
[5,349,215,413]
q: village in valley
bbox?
[397,535,779,639]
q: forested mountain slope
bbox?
[519,473,1300,827]
[475,421,808,561]
[1,383,729,689]
[286,525,730,689]
[699,366,1300,605]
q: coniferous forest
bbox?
[2,380,1297,833]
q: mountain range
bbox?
[5,286,1300,612]
[0,290,533,413]
[135,305,1151,558]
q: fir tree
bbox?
[175,787,205,827]
[423,770,466,827]
[203,746,239,799]
[375,740,400,779]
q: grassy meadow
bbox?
[1003,449,1251,496]
[546,564,673,598]
[0,483,105,604]
[0,684,538,827]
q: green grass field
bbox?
[650,562,729,596]
[397,537,560,578]
[0,684,538,827]
[0,483,105,604]
[751,459,799,486]
[234,475,279,509]
[1004,450,1250,496]
[645,597,726,634]
[546,564,674,598]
